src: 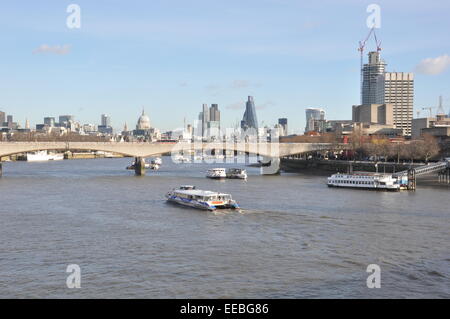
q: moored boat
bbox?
[327,172,400,191]
[166,185,240,211]
[226,168,247,179]
[27,150,64,162]
[150,163,160,170]
[206,168,227,179]
[151,157,162,165]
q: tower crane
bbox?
[358,27,382,102]
[421,107,434,118]
[422,96,447,118]
[437,95,446,115]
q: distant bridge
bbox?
[0,141,341,175]
[0,141,337,158]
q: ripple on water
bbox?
[0,157,449,298]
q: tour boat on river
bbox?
[206,168,227,179]
[27,151,64,162]
[127,159,160,170]
[166,185,240,211]
[327,172,400,191]
[226,168,248,179]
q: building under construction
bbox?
[358,28,414,136]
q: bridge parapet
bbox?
[0,141,338,159]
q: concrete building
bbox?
[44,117,55,127]
[352,104,393,125]
[82,124,97,134]
[412,114,450,139]
[376,72,414,136]
[325,120,353,133]
[362,51,386,104]
[99,114,112,135]
[101,114,111,127]
[98,125,113,135]
[3,115,18,130]
[352,123,403,137]
[278,118,288,136]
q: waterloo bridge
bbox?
[0,141,339,176]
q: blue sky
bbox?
[1,0,450,133]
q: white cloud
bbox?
[231,80,251,89]
[33,44,71,55]
[415,54,450,75]
[257,101,275,110]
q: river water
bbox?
[0,157,449,298]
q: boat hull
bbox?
[166,195,239,211]
[327,184,400,191]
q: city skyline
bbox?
[1,1,450,133]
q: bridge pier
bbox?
[260,156,280,175]
[407,168,416,190]
[134,157,146,176]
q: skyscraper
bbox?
[0,111,5,126]
[101,114,111,127]
[278,118,288,136]
[59,115,74,128]
[362,51,386,104]
[305,108,325,133]
[376,72,414,136]
[209,104,220,122]
[207,104,221,139]
[44,117,55,127]
[241,96,258,131]
[201,103,209,137]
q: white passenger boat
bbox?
[151,157,162,165]
[27,150,64,162]
[206,168,227,179]
[226,168,248,179]
[150,163,160,170]
[327,172,400,191]
[166,185,240,211]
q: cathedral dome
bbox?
[136,109,151,130]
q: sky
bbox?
[1,0,450,134]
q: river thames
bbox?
[0,157,449,298]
